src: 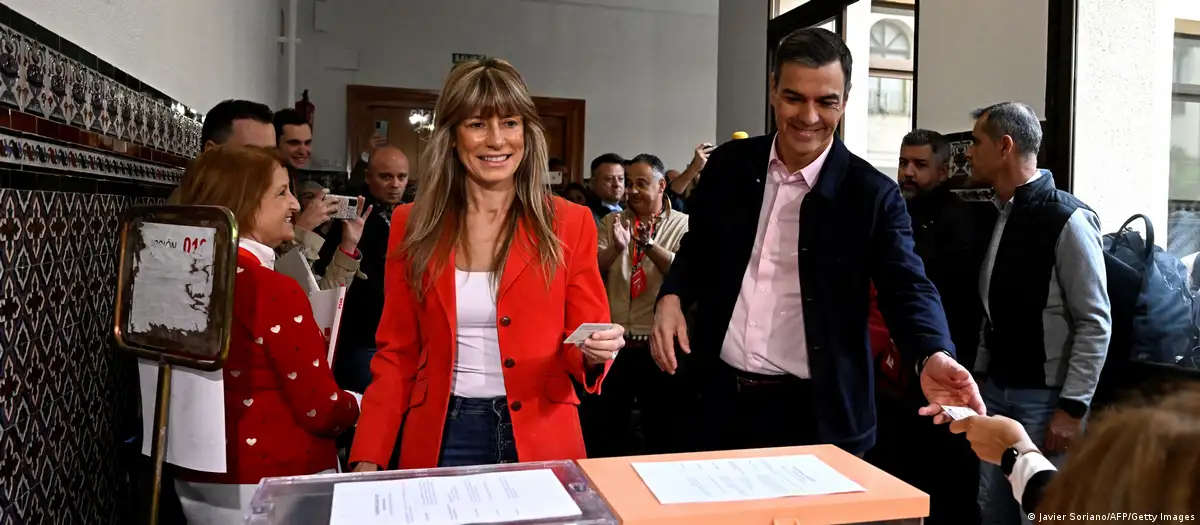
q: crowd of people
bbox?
[158,26,1198,525]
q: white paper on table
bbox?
[631,455,865,505]
[329,469,582,525]
[137,359,227,473]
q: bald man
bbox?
[363,146,410,206]
[314,145,410,394]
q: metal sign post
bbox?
[111,205,239,525]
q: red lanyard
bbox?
[630,215,657,270]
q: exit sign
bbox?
[453,53,488,64]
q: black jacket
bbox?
[660,135,954,453]
[314,193,394,353]
[907,185,996,371]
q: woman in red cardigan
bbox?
[351,58,624,471]
[173,146,363,523]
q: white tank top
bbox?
[451,270,506,397]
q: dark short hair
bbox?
[590,153,625,175]
[970,102,1042,158]
[200,99,273,148]
[628,153,666,179]
[273,108,310,139]
[773,27,853,91]
[901,129,951,167]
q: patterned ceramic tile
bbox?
[0,131,183,186]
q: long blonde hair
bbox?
[1037,388,1200,517]
[400,58,560,300]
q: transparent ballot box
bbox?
[244,460,617,525]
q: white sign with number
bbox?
[128,222,217,334]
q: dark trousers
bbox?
[579,340,703,457]
[333,345,378,394]
[702,362,819,451]
[865,390,981,525]
[437,396,519,467]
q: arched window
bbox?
[870,19,911,60]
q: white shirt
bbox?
[239,239,276,269]
[720,136,832,378]
[452,270,506,398]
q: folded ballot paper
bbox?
[275,248,348,366]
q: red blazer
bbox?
[350,198,612,469]
[175,248,360,484]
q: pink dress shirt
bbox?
[719,135,833,377]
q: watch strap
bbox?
[1001,447,1019,476]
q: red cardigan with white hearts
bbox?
[173,248,360,485]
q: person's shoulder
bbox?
[552,196,592,227]
[390,203,415,229]
[709,134,773,164]
[844,150,897,191]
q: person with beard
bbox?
[864,129,995,525]
[315,145,410,393]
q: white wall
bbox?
[295,0,718,172]
[4,0,280,113]
[915,0,1048,133]
[1072,0,1175,232]
[717,0,768,141]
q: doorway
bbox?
[767,0,860,136]
[346,85,586,184]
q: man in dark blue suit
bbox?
[651,27,985,454]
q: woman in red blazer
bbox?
[351,58,624,471]
[173,146,364,522]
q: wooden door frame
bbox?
[346,85,587,182]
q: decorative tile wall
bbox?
[0,3,195,525]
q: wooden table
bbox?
[577,445,929,525]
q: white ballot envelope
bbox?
[939,405,979,421]
[564,323,615,345]
[275,249,348,365]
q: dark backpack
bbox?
[1095,214,1199,406]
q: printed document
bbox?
[632,455,865,504]
[329,469,582,525]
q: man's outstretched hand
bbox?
[917,352,986,424]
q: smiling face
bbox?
[250,164,301,247]
[277,123,312,169]
[770,61,847,168]
[455,114,525,187]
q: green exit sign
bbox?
[453,53,488,64]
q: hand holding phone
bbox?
[327,195,360,220]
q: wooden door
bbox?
[347,85,586,183]
[363,105,429,180]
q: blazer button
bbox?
[504,357,515,368]
[511,401,522,412]
[500,316,511,327]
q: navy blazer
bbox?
[660,134,954,453]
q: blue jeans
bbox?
[978,379,1063,525]
[438,396,518,467]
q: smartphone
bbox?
[374,120,389,139]
[328,195,359,220]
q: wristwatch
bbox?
[639,238,655,250]
[1001,447,1020,476]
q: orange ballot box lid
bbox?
[576,445,928,525]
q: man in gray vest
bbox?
[968,102,1111,525]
